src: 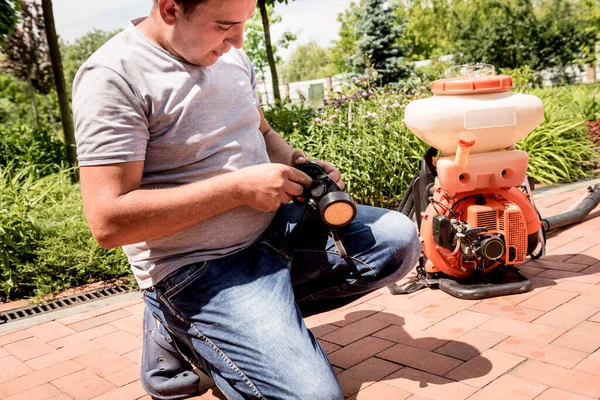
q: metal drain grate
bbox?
[0,285,135,324]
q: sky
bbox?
[52,0,356,60]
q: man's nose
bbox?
[225,24,245,48]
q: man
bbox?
[72,0,420,398]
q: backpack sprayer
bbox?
[389,64,600,299]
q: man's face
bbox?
[168,0,256,66]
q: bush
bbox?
[0,124,69,177]
[0,166,131,300]
[278,79,600,206]
[263,101,317,136]
[281,83,429,208]
[517,85,600,184]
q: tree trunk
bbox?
[27,78,39,129]
[41,0,78,172]
[45,94,57,136]
[258,0,281,102]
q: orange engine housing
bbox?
[420,186,542,278]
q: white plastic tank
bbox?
[404,64,544,155]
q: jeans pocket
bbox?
[157,261,209,300]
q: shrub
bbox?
[0,124,69,177]
[262,101,316,136]
[281,83,429,208]
[518,85,600,184]
[0,166,131,300]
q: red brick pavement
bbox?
[1,183,600,399]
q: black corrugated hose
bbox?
[542,184,600,232]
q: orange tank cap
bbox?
[458,131,476,147]
[431,75,513,95]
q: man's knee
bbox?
[367,209,421,284]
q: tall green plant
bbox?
[349,0,412,85]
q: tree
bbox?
[329,1,362,74]
[448,0,595,78]
[281,41,332,82]
[61,28,121,88]
[349,0,411,85]
[256,0,300,102]
[0,0,18,45]
[1,1,52,129]
[244,4,295,101]
[41,0,77,167]
[400,0,452,61]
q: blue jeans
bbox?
[143,203,420,399]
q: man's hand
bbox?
[234,163,312,212]
[291,150,345,190]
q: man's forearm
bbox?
[81,169,244,248]
[263,128,295,165]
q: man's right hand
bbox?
[234,163,312,212]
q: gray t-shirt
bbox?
[73,18,275,289]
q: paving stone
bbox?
[566,294,600,310]
[423,311,492,341]
[478,316,564,344]
[377,343,463,376]
[0,360,83,395]
[573,350,600,377]
[493,337,587,368]
[368,309,440,331]
[366,293,431,313]
[536,269,600,284]
[347,381,412,400]
[467,302,544,322]
[534,388,596,400]
[317,303,384,327]
[434,328,507,361]
[88,380,146,400]
[123,348,143,365]
[320,318,390,346]
[553,281,600,297]
[52,369,115,400]
[317,339,341,354]
[24,321,76,343]
[511,359,600,398]
[416,298,474,320]
[463,374,547,400]
[0,356,33,384]
[373,324,449,351]
[551,321,600,353]
[0,331,33,347]
[25,341,101,370]
[336,357,402,397]
[65,309,133,332]
[48,324,119,350]
[328,336,394,369]
[517,289,579,312]
[91,331,141,355]
[532,303,598,330]
[3,383,63,400]
[382,367,477,400]
[305,322,339,338]
[525,259,588,273]
[74,349,137,377]
[2,337,55,361]
[408,288,452,303]
[444,349,524,388]
[108,315,143,337]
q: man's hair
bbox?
[152,0,208,16]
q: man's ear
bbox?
[157,0,179,25]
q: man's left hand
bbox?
[291,150,345,190]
